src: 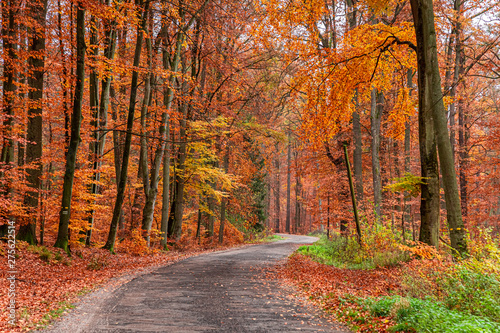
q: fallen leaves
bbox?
[270,254,406,332]
[0,241,248,332]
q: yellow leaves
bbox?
[365,0,405,15]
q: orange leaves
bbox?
[259,0,418,146]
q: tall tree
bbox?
[87,0,118,245]
[274,143,280,232]
[0,0,18,234]
[219,143,230,244]
[285,132,292,233]
[55,1,86,253]
[104,0,149,252]
[371,89,383,221]
[347,0,364,204]
[18,0,49,244]
[409,0,467,254]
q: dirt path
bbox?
[41,234,349,332]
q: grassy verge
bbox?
[282,228,500,332]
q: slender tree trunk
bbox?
[403,69,413,237]
[160,125,170,248]
[87,0,116,245]
[294,147,301,233]
[371,89,382,221]
[18,0,48,244]
[85,11,99,241]
[274,143,280,233]
[55,3,85,253]
[347,0,363,204]
[410,0,467,254]
[0,0,17,205]
[285,133,291,233]
[446,0,463,160]
[104,1,148,251]
[219,144,230,244]
[58,0,71,147]
[344,144,362,243]
[145,13,184,245]
[458,51,468,218]
[0,0,18,237]
[169,84,188,241]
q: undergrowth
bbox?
[368,296,500,333]
[294,226,500,332]
[298,225,410,269]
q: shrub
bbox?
[298,224,410,269]
[438,267,500,322]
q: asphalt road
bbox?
[42,234,349,332]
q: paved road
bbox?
[43,234,349,332]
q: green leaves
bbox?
[384,172,427,198]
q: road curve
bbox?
[42,234,349,332]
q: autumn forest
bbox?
[1,0,500,331]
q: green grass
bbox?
[29,301,76,330]
[264,234,286,242]
[368,296,500,333]
[27,244,70,265]
[297,234,409,269]
[246,233,285,243]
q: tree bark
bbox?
[410,0,467,254]
[274,143,280,233]
[371,89,382,221]
[285,132,291,233]
[403,69,413,237]
[347,0,363,204]
[344,143,362,243]
[55,3,86,253]
[18,0,48,244]
[0,0,18,211]
[219,143,230,244]
[87,0,117,245]
[104,0,148,251]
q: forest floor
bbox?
[0,238,265,332]
[270,254,404,332]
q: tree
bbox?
[104,0,149,252]
[409,0,467,255]
[54,1,86,253]
[18,0,49,244]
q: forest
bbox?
[1,0,500,331]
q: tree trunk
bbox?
[0,0,17,214]
[403,69,413,237]
[87,0,116,245]
[144,12,184,245]
[410,0,467,255]
[219,144,230,244]
[371,89,382,221]
[285,133,291,233]
[18,0,48,244]
[294,147,301,233]
[104,1,148,252]
[55,3,85,253]
[160,125,170,248]
[344,144,362,243]
[347,0,363,204]
[274,143,280,233]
